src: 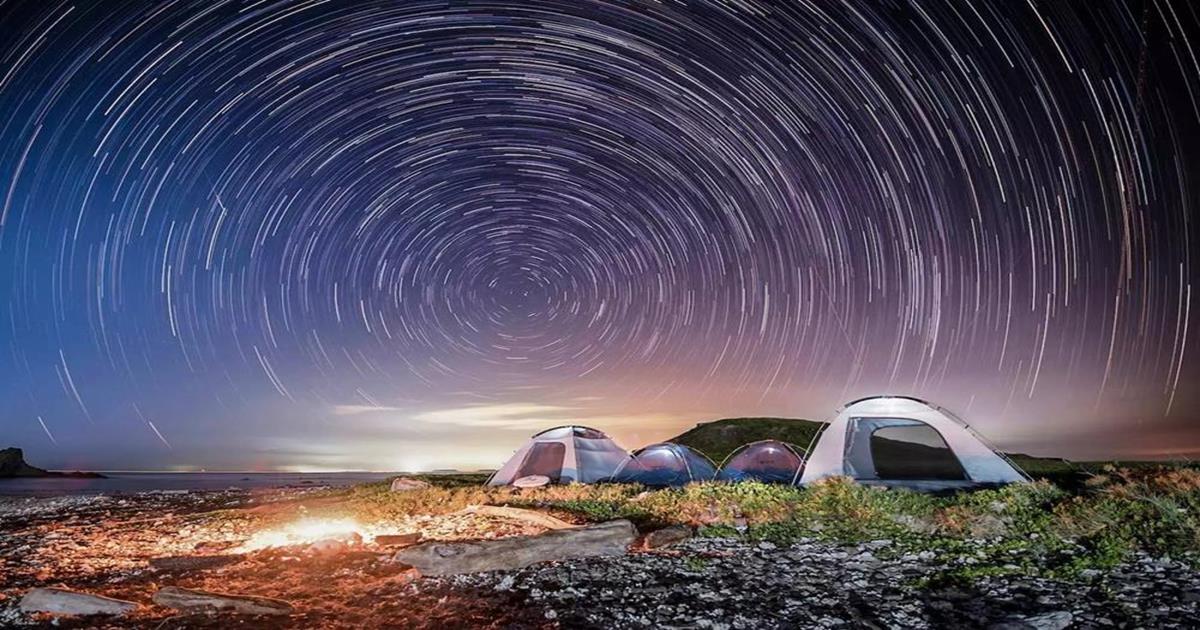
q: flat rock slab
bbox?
[394,519,636,576]
[150,554,241,572]
[20,587,138,616]
[152,586,294,616]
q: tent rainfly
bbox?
[715,440,807,485]
[487,426,629,486]
[799,396,1029,491]
[610,442,717,487]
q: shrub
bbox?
[333,465,1200,582]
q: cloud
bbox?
[332,404,404,416]
[413,403,573,429]
[309,400,706,471]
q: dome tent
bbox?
[715,440,806,485]
[609,442,717,487]
[487,426,629,486]
[799,396,1029,491]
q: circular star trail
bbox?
[0,0,1197,461]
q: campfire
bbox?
[235,517,377,552]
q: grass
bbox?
[672,417,824,464]
[314,418,1200,585]
[330,464,1200,585]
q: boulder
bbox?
[394,519,636,576]
[642,525,693,549]
[19,587,138,616]
[152,586,294,616]
[390,477,431,492]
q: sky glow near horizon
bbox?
[1,0,1198,472]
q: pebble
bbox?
[435,539,1200,629]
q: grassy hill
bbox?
[671,417,824,464]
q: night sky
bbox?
[1,0,1197,472]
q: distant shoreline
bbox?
[0,470,406,498]
[44,469,494,475]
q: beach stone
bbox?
[390,477,431,492]
[153,586,294,615]
[643,525,693,549]
[991,610,1073,630]
[309,538,349,555]
[19,587,138,616]
[375,533,422,547]
[393,519,636,575]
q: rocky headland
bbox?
[0,448,104,479]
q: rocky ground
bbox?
[446,537,1200,629]
[2,488,1199,629]
[0,488,556,628]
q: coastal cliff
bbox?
[0,448,104,478]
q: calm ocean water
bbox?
[0,471,403,497]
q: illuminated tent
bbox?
[609,442,717,487]
[799,396,1028,491]
[715,440,807,485]
[487,426,629,486]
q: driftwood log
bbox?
[149,554,241,572]
[19,587,138,616]
[394,519,635,576]
[152,586,294,615]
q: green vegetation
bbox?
[321,419,1200,586]
[671,417,824,463]
[333,464,1200,585]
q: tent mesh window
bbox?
[869,424,967,480]
[612,444,717,486]
[718,441,804,484]
[622,448,683,485]
[516,442,566,482]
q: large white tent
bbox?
[487,425,629,486]
[799,396,1028,491]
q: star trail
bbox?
[1,0,1197,470]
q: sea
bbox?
[0,471,404,497]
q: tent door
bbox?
[515,442,566,483]
[845,417,967,481]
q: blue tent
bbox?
[610,442,717,487]
[716,440,806,485]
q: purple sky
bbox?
[1,0,1197,471]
